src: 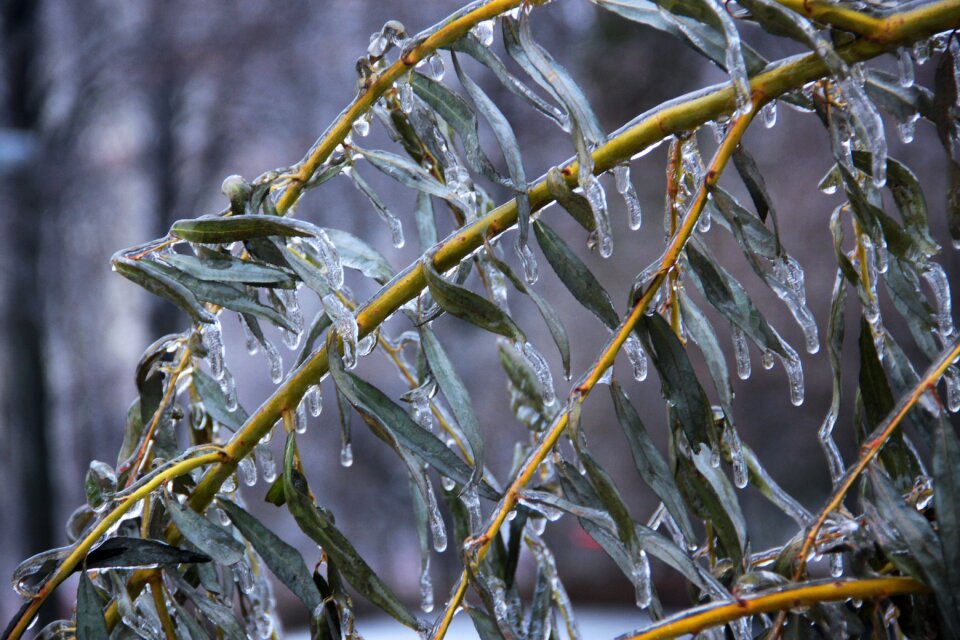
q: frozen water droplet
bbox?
[425,478,448,552]
[462,487,482,533]
[762,350,775,370]
[202,319,225,380]
[234,560,255,594]
[12,547,70,598]
[239,314,259,355]
[518,240,539,285]
[264,339,283,383]
[220,366,238,412]
[419,53,445,81]
[697,202,712,233]
[352,112,371,138]
[732,326,751,380]
[597,368,613,385]
[761,100,778,129]
[520,342,556,406]
[367,32,389,58]
[829,553,844,578]
[913,38,931,65]
[357,332,377,357]
[945,366,960,413]
[322,293,360,369]
[897,112,919,144]
[294,401,308,434]
[613,164,642,230]
[781,348,805,406]
[582,174,612,258]
[222,473,237,494]
[397,75,414,113]
[340,442,354,467]
[419,558,434,613]
[625,334,648,381]
[631,549,652,609]
[239,455,258,487]
[304,229,345,291]
[722,419,748,489]
[898,47,915,88]
[922,262,954,340]
[258,446,277,483]
[471,19,495,46]
[306,384,322,418]
[404,379,436,430]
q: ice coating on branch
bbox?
[761,100,778,129]
[582,173,612,258]
[220,366,238,412]
[624,334,648,382]
[898,47,915,88]
[631,549,652,609]
[425,477,448,552]
[264,339,283,383]
[922,262,954,339]
[239,455,257,487]
[322,293,359,369]
[202,319,225,380]
[238,314,259,355]
[945,366,960,413]
[520,341,556,406]
[732,326,751,380]
[722,418,748,489]
[613,164,642,230]
[471,18,495,46]
[419,555,433,613]
[306,384,323,418]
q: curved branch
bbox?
[619,576,925,640]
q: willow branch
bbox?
[619,576,925,640]
[793,338,960,579]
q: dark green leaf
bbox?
[193,368,248,432]
[679,294,734,417]
[76,570,108,640]
[545,167,596,232]
[112,256,215,325]
[933,417,960,630]
[422,257,524,342]
[325,227,394,284]
[684,446,746,565]
[163,496,245,566]
[85,537,210,570]
[171,214,318,244]
[359,145,467,208]
[218,498,324,612]
[160,253,296,287]
[170,572,246,640]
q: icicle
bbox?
[762,349,775,370]
[403,379,436,430]
[710,441,722,468]
[322,293,360,369]
[829,553,844,578]
[352,111,371,138]
[613,164,642,230]
[945,366,960,413]
[818,407,845,482]
[471,18,495,46]
[357,332,377,357]
[202,319,225,380]
[293,401,308,435]
[898,47,915,88]
[708,118,728,144]
[761,100,778,129]
[582,174,612,257]
[780,346,805,406]
[518,240,539,285]
[597,368,613,385]
[306,384,323,418]
[624,334,648,381]
[462,487,482,533]
[264,339,283,383]
[922,262,954,339]
[239,455,258,487]
[221,473,237,494]
[722,420,748,489]
[12,547,70,598]
[732,326,751,380]
[258,446,277,483]
[234,560,255,594]
[425,478,448,552]
[340,442,354,467]
[520,342,556,406]
[697,201,712,233]
[419,556,434,613]
[239,314,259,355]
[220,367,238,412]
[897,112,919,144]
[304,230,344,290]
[418,52,445,81]
[630,548,652,609]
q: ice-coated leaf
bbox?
[358,146,469,210]
[485,251,571,378]
[76,570,107,640]
[294,309,333,368]
[193,368,248,431]
[161,252,296,287]
[686,446,747,564]
[170,214,318,244]
[218,498,323,612]
[883,157,939,259]
[327,338,497,500]
[169,572,247,639]
[410,72,510,188]
[732,146,778,225]
[414,191,438,253]
[325,227,395,284]
[112,256,216,325]
[163,496,245,566]
[710,187,779,261]
[281,434,423,631]
[422,256,524,343]
[611,381,696,542]
[419,325,483,490]
[933,417,960,629]
[637,313,713,448]
[545,166,597,232]
[534,220,618,329]
[679,294,734,417]
[84,537,211,570]
[345,168,405,248]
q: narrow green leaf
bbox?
[218,499,324,612]
[282,434,423,631]
[610,381,696,543]
[170,572,246,639]
[163,496,245,566]
[171,214,318,244]
[76,570,108,640]
[84,537,210,570]
[112,257,215,325]
[295,309,334,368]
[545,167,597,232]
[359,146,467,208]
[679,294,734,417]
[160,253,296,287]
[422,257,524,342]
[534,220,618,329]
[933,417,960,630]
[687,446,746,565]
[193,368,248,432]
[325,227,394,284]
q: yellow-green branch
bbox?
[793,338,960,579]
[7,450,228,640]
[621,576,925,640]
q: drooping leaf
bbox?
[193,368,248,432]
[325,227,395,284]
[170,214,318,244]
[683,446,747,565]
[169,572,247,640]
[84,537,211,570]
[160,252,296,287]
[933,417,960,629]
[545,167,597,232]
[76,570,108,640]
[163,496,245,566]
[358,145,469,209]
[218,498,324,612]
[112,256,216,325]
[678,294,734,418]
